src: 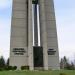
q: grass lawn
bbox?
[60,70,75,75]
[0,70,75,75]
[0,70,59,75]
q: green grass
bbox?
[0,70,59,75]
[0,70,75,75]
[60,70,75,75]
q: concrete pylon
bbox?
[10,0,60,70]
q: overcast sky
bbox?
[0,0,75,60]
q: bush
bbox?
[0,68,4,71]
[60,73,66,75]
[4,67,9,71]
[4,66,17,71]
[21,66,29,70]
[4,66,12,70]
[12,66,17,70]
[8,66,12,70]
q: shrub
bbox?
[0,68,4,71]
[4,67,9,71]
[21,66,29,70]
[60,73,66,75]
[5,66,12,70]
[8,66,12,70]
[4,66,17,70]
[12,66,17,70]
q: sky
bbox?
[0,0,75,60]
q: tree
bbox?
[0,56,5,68]
[60,56,68,69]
[60,58,64,69]
[6,58,9,66]
[63,56,68,69]
[66,62,75,70]
[60,56,75,70]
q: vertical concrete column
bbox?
[44,0,60,69]
[10,0,28,70]
[39,0,48,70]
[28,0,34,70]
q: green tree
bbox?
[0,56,5,68]
[60,56,75,70]
[60,58,64,69]
[6,58,9,66]
[63,56,68,69]
[60,56,68,69]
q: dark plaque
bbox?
[48,49,56,55]
[12,48,26,55]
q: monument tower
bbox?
[10,0,60,70]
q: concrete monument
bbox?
[10,0,60,70]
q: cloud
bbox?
[0,0,12,9]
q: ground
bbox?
[0,70,75,75]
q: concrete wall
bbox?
[28,0,34,70]
[39,0,48,70]
[39,0,60,70]
[10,0,28,69]
[44,0,60,69]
